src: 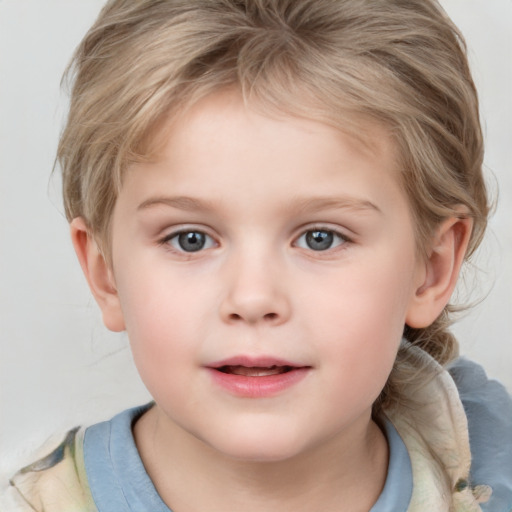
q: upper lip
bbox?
[207,355,309,369]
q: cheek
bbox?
[118,280,207,412]
[309,261,415,343]
[115,265,216,379]
[302,253,417,396]
[118,259,211,329]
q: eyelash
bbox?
[158,226,352,254]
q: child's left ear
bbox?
[405,214,473,328]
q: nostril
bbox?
[264,312,278,321]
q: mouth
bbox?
[217,365,296,377]
[206,356,310,397]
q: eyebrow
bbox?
[293,196,382,215]
[137,195,382,215]
[137,196,217,212]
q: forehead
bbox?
[117,90,408,225]
[144,89,398,177]
[142,85,396,163]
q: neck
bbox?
[134,406,388,512]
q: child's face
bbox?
[108,90,425,461]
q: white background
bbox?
[1,0,511,481]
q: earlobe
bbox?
[406,215,473,328]
[70,217,126,332]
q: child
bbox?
[3,0,512,510]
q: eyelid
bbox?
[294,223,353,240]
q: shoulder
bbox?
[384,343,510,510]
[2,403,155,512]
[4,427,97,512]
[448,357,512,512]
[448,357,512,455]
[448,357,512,406]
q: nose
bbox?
[219,250,291,326]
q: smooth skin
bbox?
[71,90,472,511]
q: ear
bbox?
[406,215,473,328]
[70,217,126,332]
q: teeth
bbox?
[221,365,290,377]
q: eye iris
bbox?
[178,232,206,252]
[306,230,334,251]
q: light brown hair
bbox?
[59,0,489,414]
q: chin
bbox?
[203,426,311,463]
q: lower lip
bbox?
[207,368,310,398]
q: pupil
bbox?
[178,232,205,252]
[306,230,333,251]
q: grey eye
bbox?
[296,229,346,251]
[306,230,334,251]
[169,231,214,252]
